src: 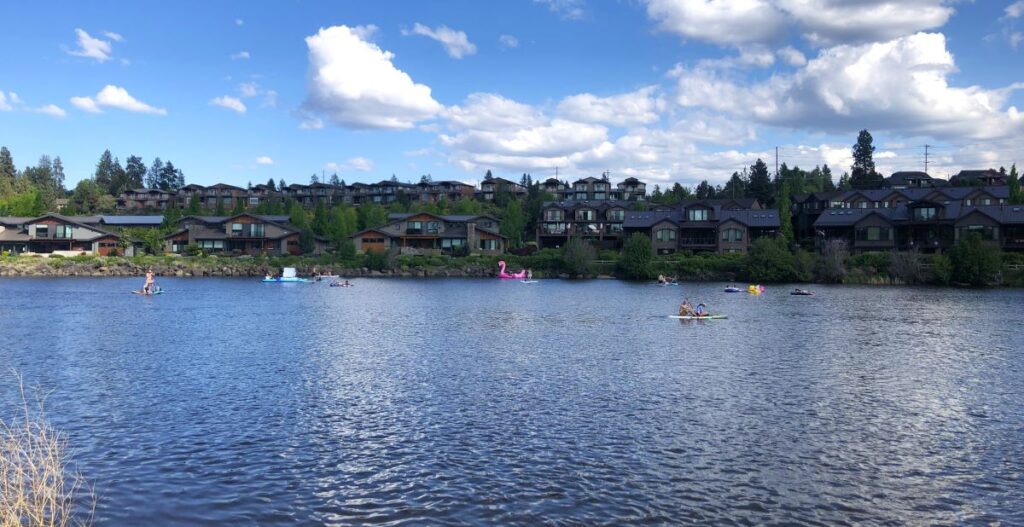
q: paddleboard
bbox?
[521,280,539,284]
[131,290,164,296]
[669,315,726,320]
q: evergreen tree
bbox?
[357,202,388,229]
[748,158,773,205]
[162,202,182,227]
[187,193,201,215]
[310,173,319,185]
[157,161,183,191]
[695,180,715,199]
[420,174,433,184]
[311,201,329,235]
[147,157,164,189]
[110,157,128,195]
[231,198,246,214]
[722,171,748,198]
[500,199,526,248]
[850,130,883,189]
[95,149,115,193]
[838,172,852,190]
[125,155,146,189]
[389,174,399,183]
[214,198,226,216]
[778,179,794,247]
[618,232,654,279]
[52,156,65,194]
[0,146,16,198]
[289,200,309,228]
[1008,164,1022,205]
[279,178,287,190]
[69,179,103,213]
[266,177,276,191]
[821,164,836,191]
[484,170,493,181]
[329,173,340,186]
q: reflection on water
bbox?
[0,277,1022,525]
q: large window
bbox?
[426,221,440,234]
[913,207,937,221]
[607,209,625,221]
[232,223,243,235]
[34,225,49,238]
[687,208,709,221]
[251,224,265,237]
[594,192,606,200]
[721,228,743,242]
[54,225,73,239]
[856,227,893,242]
[441,238,465,248]
[576,209,595,221]
[655,228,676,242]
[407,221,423,234]
[199,240,225,250]
[959,225,997,241]
[479,239,497,251]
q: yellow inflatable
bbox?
[748,284,765,294]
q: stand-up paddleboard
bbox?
[131,290,164,296]
[521,280,539,284]
[669,314,727,320]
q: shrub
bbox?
[928,254,953,285]
[618,233,653,280]
[847,251,890,276]
[562,237,596,278]
[792,250,817,282]
[949,233,1002,286]
[890,250,925,284]
[745,237,796,282]
[814,239,848,283]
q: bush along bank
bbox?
[1,234,1022,286]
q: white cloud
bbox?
[556,86,665,127]
[71,85,167,115]
[231,51,250,60]
[1011,32,1024,49]
[1005,1,1024,18]
[499,35,519,49]
[70,96,100,113]
[534,0,586,20]
[210,96,246,114]
[0,91,13,111]
[8,92,20,105]
[256,156,274,165]
[345,157,374,171]
[299,117,324,130]
[239,82,259,97]
[103,31,123,42]
[262,90,278,108]
[67,28,115,62]
[779,0,954,46]
[644,0,954,47]
[403,23,477,59]
[646,0,787,46]
[672,33,1024,140]
[445,93,545,131]
[303,25,443,129]
[33,104,66,118]
[777,45,806,66]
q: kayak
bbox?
[329,283,354,288]
[724,287,741,293]
[790,291,814,296]
[669,314,727,320]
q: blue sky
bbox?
[0,0,1022,190]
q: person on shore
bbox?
[143,268,154,294]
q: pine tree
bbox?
[722,171,748,198]
[484,170,493,181]
[778,180,794,247]
[850,130,883,189]
[266,177,276,191]
[695,180,715,199]
[147,158,164,189]
[110,157,127,195]
[95,150,115,193]
[821,164,835,191]
[748,158,774,205]
[329,173,340,186]
[52,156,65,194]
[310,173,319,185]
[279,178,287,191]
[1008,164,1022,205]
[187,193,201,214]
[125,155,146,189]
[0,146,16,198]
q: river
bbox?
[1,277,1022,525]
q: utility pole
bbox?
[923,144,930,174]
[775,146,779,179]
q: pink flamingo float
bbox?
[497,260,527,279]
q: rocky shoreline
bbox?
[0,259,565,279]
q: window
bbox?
[232,223,243,235]
[980,198,992,206]
[54,225,73,239]
[442,238,465,248]
[959,225,997,241]
[249,196,260,206]
[483,193,494,201]
[575,192,588,200]
[427,221,440,234]
[721,228,743,242]
[856,227,892,242]
[576,209,595,221]
[407,221,423,233]
[34,225,49,238]
[687,208,709,221]
[251,224,265,237]
[199,240,225,250]
[594,192,606,200]
[479,239,497,250]
[655,228,676,242]
[914,207,937,221]
[361,237,384,244]
[607,209,624,221]
[964,199,973,206]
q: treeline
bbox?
[0,147,65,216]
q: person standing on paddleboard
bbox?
[143,268,155,294]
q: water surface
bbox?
[1,278,1022,525]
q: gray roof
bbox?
[0,217,34,226]
[100,215,164,225]
[719,209,780,228]
[623,211,678,229]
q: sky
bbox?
[0,0,1022,190]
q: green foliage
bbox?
[299,228,316,255]
[745,237,796,282]
[500,199,526,248]
[161,203,182,228]
[337,239,357,260]
[289,201,309,229]
[357,202,387,230]
[327,205,358,247]
[214,198,226,216]
[187,194,201,215]
[850,129,881,190]
[0,188,45,216]
[949,232,1002,286]
[792,250,817,282]
[562,237,595,277]
[928,254,953,285]
[311,201,329,235]
[1008,164,1022,205]
[747,158,773,205]
[124,227,167,255]
[618,232,654,280]
[778,179,793,245]
[231,198,246,215]
[451,197,483,215]
[364,250,388,271]
[847,251,891,275]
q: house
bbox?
[478,177,526,202]
[883,171,945,189]
[536,200,631,249]
[116,188,176,211]
[616,177,647,201]
[350,213,505,255]
[950,169,1007,187]
[165,213,326,255]
[570,177,613,201]
[541,178,570,200]
[621,200,778,255]
[413,180,476,203]
[0,214,121,255]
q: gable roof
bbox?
[719,209,780,228]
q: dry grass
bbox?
[0,375,91,527]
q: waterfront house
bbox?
[478,177,526,202]
[950,169,1006,187]
[616,177,647,201]
[350,213,505,255]
[883,171,946,190]
[621,199,777,254]
[0,214,121,255]
[116,188,176,211]
[165,213,326,255]
[536,200,631,249]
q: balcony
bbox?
[680,237,717,246]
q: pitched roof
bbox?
[100,215,164,226]
[623,210,679,228]
[719,209,780,228]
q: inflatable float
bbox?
[263,267,309,283]
[497,260,527,279]
[724,287,741,293]
[747,284,765,294]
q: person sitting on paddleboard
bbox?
[679,299,695,316]
[695,303,707,316]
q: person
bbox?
[695,303,707,316]
[265,272,273,280]
[526,269,533,280]
[678,299,695,316]
[343,280,352,287]
[658,274,667,285]
[143,268,154,294]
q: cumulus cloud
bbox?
[499,35,519,48]
[67,28,116,62]
[345,157,374,171]
[210,96,246,114]
[70,85,166,115]
[1009,1,1024,18]
[256,156,274,165]
[239,82,259,97]
[777,45,806,66]
[33,104,66,118]
[103,31,123,42]
[231,51,250,60]
[646,0,787,46]
[534,0,586,20]
[556,86,665,127]
[303,25,443,129]
[402,23,477,59]
[672,33,1024,140]
[645,0,954,47]
[0,91,13,111]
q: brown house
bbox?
[165,213,326,255]
[351,213,505,255]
